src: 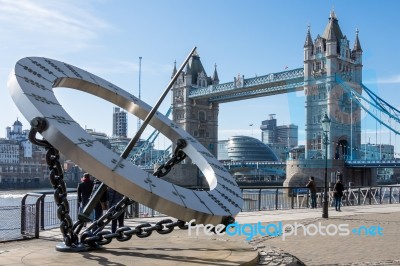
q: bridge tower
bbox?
[285,11,366,187]
[171,52,220,158]
[304,10,363,161]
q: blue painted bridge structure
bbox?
[134,11,400,187]
[134,63,400,185]
[187,68,400,138]
[189,68,304,103]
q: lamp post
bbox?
[321,113,331,219]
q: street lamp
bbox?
[321,113,331,218]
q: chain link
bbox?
[81,218,189,246]
[29,118,79,247]
[80,195,189,246]
[153,139,187,177]
[29,118,232,249]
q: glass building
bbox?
[219,136,279,162]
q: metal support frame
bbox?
[78,182,108,223]
[8,54,243,226]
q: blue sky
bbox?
[1,0,400,153]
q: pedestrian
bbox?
[333,179,345,211]
[90,178,108,222]
[77,173,94,216]
[306,176,317,208]
[108,187,125,233]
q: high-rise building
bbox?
[260,114,277,144]
[112,107,127,138]
[260,115,298,161]
[276,124,299,147]
[260,114,298,147]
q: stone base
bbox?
[284,159,376,188]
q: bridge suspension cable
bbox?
[335,76,400,136]
[129,106,172,165]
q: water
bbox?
[0,188,78,242]
[0,189,42,206]
[0,188,160,242]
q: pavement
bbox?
[0,204,399,265]
[242,205,400,265]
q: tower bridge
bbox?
[188,68,304,103]
[160,10,400,187]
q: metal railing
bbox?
[0,205,23,242]
[240,185,400,211]
[15,190,161,241]
[21,193,45,239]
[19,191,79,239]
[1,185,399,242]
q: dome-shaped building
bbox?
[12,118,23,134]
[13,119,22,126]
[218,136,283,184]
[226,135,278,161]
[6,118,25,140]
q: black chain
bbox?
[29,117,79,247]
[80,198,189,247]
[28,119,232,249]
[78,193,190,247]
[153,139,187,177]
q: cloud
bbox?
[364,75,400,85]
[0,0,113,54]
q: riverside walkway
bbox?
[0,204,399,265]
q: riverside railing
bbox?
[20,193,45,239]
[1,185,399,242]
[13,190,158,241]
[240,185,400,211]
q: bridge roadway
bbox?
[188,68,304,103]
[224,159,400,169]
[139,159,400,179]
[1,204,399,265]
[346,159,400,168]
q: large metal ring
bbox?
[8,57,243,225]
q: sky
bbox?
[1,0,400,153]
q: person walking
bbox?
[306,176,317,208]
[108,187,125,233]
[77,173,94,215]
[333,179,345,211]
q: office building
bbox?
[260,115,298,161]
[113,107,127,138]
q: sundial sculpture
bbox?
[8,48,243,250]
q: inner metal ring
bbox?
[8,57,243,225]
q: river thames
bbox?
[0,188,78,241]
